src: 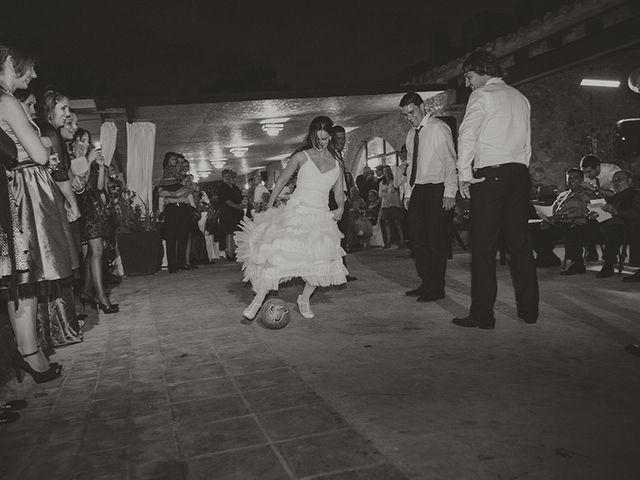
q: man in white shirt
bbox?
[453,50,539,330]
[580,154,621,198]
[400,92,457,302]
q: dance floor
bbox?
[1,249,639,479]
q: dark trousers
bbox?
[532,223,587,263]
[165,204,191,272]
[601,222,626,264]
[330,191,349,263]
[469,164,539,323]
[408,183,448,295]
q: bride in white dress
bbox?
[235,116,349,320]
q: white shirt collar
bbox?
[417,111,432,130]
[485,77,505,86]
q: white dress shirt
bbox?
[405,112,458,198]
[457,78,531,182]
[584,163,621,191]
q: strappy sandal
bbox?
[296,296,315,319]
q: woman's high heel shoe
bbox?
[13,350,63,384]
[297,296,315,319]
[242,300,263,320]
[96,301,119,314]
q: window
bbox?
[354,137,398,175]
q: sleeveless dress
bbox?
[235,151,348,292]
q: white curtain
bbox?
[126,122,156,210]
[99,122,118,167]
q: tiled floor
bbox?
[0,262,407,480]
[2,249,640,479]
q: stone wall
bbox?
[343,91,454,174]
[520,44,640,187]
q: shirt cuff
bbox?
[458,167,474,183]
[444,186,457,198]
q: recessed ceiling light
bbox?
[580,79,620,88]
[230,147,248,158]
[262,123,284,136]
[259,117,290,124]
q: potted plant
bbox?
[112,185,161,275]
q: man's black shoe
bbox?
[452,315,495,330]
[405,287,425,297]
[560,262,586,275]
[417,292,445,302]
[622,272,640,283]
[346,275,358,282]
[519,316,538,324]
[596,264,615,278]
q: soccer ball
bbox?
[259,299,291,329]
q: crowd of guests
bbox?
[531,154,640,282]
[0,37,127,399]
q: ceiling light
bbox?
[580,79,620,88]
[212,160,226,169]
[230,147,248,158]
[259,117,290,124]
[262,123,284,136]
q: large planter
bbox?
[117,230,161,275]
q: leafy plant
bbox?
[110,184,158,233]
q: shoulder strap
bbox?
[302,150,311,162]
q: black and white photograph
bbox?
[1,0,639,479]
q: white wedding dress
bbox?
[235,151,348,292]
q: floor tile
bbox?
[258,403,347,441]
[81,418,132,453]
[130,459,188,480]
[309,463,409,479]
[171,394,248,423]
[21,455,76,480]
[165,361,227,384]
[187,445,289,480]
[88,397,132,421]
[276,429,383,478]
[175,415,266,457]
[75,447,129,480]
[167,376,234,403]
[243,384,323,413]
[49,402,91,424]
[162,351,217,368]
[224,354,287,375]
[234,368,305,392]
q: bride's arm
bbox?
[330,167,345,221]
[267,152,303,208]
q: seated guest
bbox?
[531,168,598,274]
[589,170,640,278]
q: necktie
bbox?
[409,126,422,187]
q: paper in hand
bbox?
[586,198,612,223]
[534,205,554,219]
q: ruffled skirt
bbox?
[234,198,348,292]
